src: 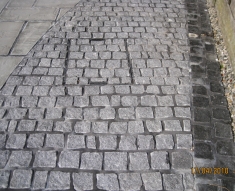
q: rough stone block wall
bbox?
[214,0,235,72]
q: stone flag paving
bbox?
[0,0,234,190]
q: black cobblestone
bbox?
[193,96,209,107]
[194,108,211,122]
[216,141,234,156]
[213,108,231,121]
[194,142,214,159]
[193,125,212,140]
[210,82,224,94]
[193,85,207,95]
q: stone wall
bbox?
[210,0,235,71]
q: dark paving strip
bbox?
[186,0,235,189]
[124,38,134,84]
[63,38,71,88]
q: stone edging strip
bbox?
[186,0,235,190]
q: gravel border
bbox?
[206,0,235,140]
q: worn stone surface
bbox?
[128,121,144,134]
[104,152,127,171]
[6,134,26,149]
[0,7,58,21]
[92,121,108,133]
[164,120,182,131]
[1,0,231,190]
[99,135,117,150]
[0,151,10,168]
[155,134,174,149]
[137,135,154,150]
[45,134,64,148]
[119,173,142,191]
[119,135,137,150]
[10,169,32,189]
[7,151,32,168]
[141,172,163,190]
[193,125,212,140]
[67,134,85,149]
[155,107,173,118]
[58,151,80,168]
[129,152,149,170]
[215,122,233,138]
[73,172,93,191]
[74,121,90,133]
[151,151,170,170]
[80,152,103,170]
[86,135,96,149]
[55,121,72,132]
[216,140,234,156]
[194,142,214,159]
[118,108,135,119]
[172,151,193,169]
[97,173,119,191]
[146,120,162,132]
[33,151,56,168]
[32,171,48,190]
[12,22,52,55]
[47,171,70,190]
[0,22,24,55]
[0,134,6,148]
[109,122,127,134]
[0,171,10,189]
[163,174,183,190]
[136,107,154,119]
[176,134,192,149]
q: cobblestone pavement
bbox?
[0,0,80,88]
[0,0,234,190]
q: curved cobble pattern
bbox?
[0,0,193,190]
